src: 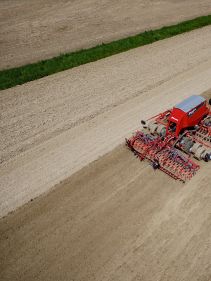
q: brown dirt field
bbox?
[0,144,210,281]
[1,26,211,218]
[0,23,211,281]
[1,0,211,69]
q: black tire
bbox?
[152,161,160,170]
[204,153,210,162]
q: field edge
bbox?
[1,14,211,90]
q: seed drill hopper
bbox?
[126,95,211,182]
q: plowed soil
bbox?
[0,28,211,281]
[0,25,211,279]
[1,26,211,218]
[0,144,210,281]
[1,0,211,69]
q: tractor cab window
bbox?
[169,122,176,132]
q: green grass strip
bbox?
[1,15,211,90]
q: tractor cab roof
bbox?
[175,95,205,113]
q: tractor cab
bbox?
[167,95,209,136]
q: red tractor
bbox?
[126,95,211,182]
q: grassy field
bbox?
[1,15,211,90]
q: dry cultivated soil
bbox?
[1,0,211,69]
[1,26,211,218]
[0,11,211,281]
[0,145,210,281]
